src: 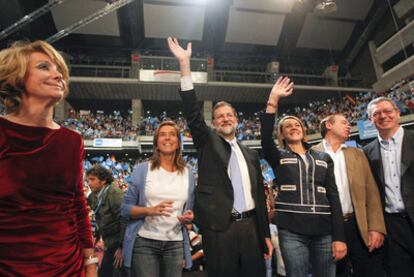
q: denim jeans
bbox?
[278,228,335,277]
[132,236,184,277]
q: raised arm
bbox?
[167,37,209,148]
[265,76,294,113]
[260,77,294,168]
[167,37,192,77]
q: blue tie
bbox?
[229,142,246,212]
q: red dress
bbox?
[0,117,93,276]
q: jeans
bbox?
[278,228,335,277]
[132,236,184,277]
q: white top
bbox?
[138,166,189,241]
[322,139,353,214]
[299,153,309,171]
[227,138,255,211]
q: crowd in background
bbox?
[4,88,412,142]
[1,86,413,141]
[54,88,414,142]
[83,155,200,194]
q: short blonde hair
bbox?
[0,40,69,113]
[277,115,308,147]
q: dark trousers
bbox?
[336,216,385,277]
[384,213,414,277]
[201,216,266,277]
[99,246,126,277]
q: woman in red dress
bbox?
[0,41,96,276]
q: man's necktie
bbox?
[229,142,246,212]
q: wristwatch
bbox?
[84,255,99,266]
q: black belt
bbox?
[231,209,256,221]
[343,213,354,222]
[386,212,409,218]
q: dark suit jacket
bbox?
[179,89,270,252]
[363,129,414,224]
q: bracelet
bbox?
[266,101,277,108]
[84,255,99,266]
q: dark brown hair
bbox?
[149,120,186,174]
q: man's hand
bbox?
[368,231,384,252]
[167,37,192,63]
[149,200,174,217]
[178,210,194,224]
[264,238,273,260]
[332,241,347,261]
[113,248,123,268]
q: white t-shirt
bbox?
[138,166,189,241]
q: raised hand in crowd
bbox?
[266,76,294,113]
[167,36,192,77]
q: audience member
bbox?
[86,165,126,277]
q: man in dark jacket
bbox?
[168,37,272,277]
[363,97,414,277]
[87,165,126,277]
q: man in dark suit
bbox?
[168,37,272,277]
[363,97,414,277]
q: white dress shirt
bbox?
[379,127,405,213]
[323,139,353,215]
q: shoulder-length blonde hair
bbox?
[0,40,69,113]
[276,115,308,148]
[149,120,186,174]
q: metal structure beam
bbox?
[0,0,68,41]
[46,0,135,43]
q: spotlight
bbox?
[315,0,337,13]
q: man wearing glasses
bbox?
[363,97,414,277]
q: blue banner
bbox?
[357,120,378,140]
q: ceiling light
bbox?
[315,0,337,13]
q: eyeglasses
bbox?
[371,109,396,118]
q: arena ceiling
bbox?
[0,0,389,69]
[0,0,404,104]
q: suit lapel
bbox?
[217,136,232,171]
[343,149,354,190]
[371,140,385,186]
[315,142,355,190]
[401,131,414,177]
[312,142,324,152]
